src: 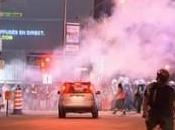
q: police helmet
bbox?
[156,69,170,83]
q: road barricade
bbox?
[13,87,23,114]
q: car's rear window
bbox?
[63,82,92,93]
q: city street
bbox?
[0,111,147,130]
[0,0,175,130]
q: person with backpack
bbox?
[143,69,175,130]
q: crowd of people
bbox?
[111,69,175,130]
[0,77,173,114]
[22,84,58,111]
[110,80,145,115]
[98,77,147,113]
[0,81,147,113]
[0,83,58,111]
[0,68,174,129]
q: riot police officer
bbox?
[143,69,175,130]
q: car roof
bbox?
[63,81,91,85]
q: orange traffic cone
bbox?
[13,86,23,114]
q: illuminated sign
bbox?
[66,22,80,43]
[0,12,23,18]
[0,29,45,41]
[0,0,62,50]
[0,29,45,36]
[0,35,13,40]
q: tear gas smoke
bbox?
[76,0,175,81]
[3,0,175,84]
[2,0,175,111]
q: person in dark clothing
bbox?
[143,69,175,130]
[134,85,144,113]
[0,93,3,110]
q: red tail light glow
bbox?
[45,57,51,63]
[62,85,66,91]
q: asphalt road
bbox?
[0,111,174,130]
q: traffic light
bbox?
[39,56,52,72]
[26,53,52,71]
[44,57,51,63]
[40,60,46,69]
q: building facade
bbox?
[0,0,94,83]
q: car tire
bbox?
[92,107,99,118]
[58,107,66,118]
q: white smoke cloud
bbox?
[7,0,175,84]
[76,0,175,81]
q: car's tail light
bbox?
[62,85,66,92]
[90,85,93,92]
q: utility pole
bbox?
[63,0,68,48]
[0,1,2,57]
[0,0,6,65]
[0,0,2,57]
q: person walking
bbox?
[113,83,126,115]
[143,69,175,130]
[0,92,3,111]
[134,84,144,113]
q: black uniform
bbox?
[144,82,175,130]
[134,85,144,113]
